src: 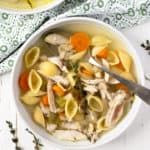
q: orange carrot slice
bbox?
[116,83,129,92]
[19,73,29,91]
[70,32,90,51]
[52,85,65,96]
[41,95,49,106]
[115,62,125,70]
[96,48,108,58]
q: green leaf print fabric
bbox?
[0,0,150,74]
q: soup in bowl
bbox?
[0,0,64,14]
[11,17,144,149]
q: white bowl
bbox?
[11,17,144,150]
[0,0,64,15]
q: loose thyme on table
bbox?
[6,121,43,150]
[141,40,150,53]
[6,121,22,150]
[26,128,43,150]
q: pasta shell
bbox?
[110,66,123,74]
[69,50,87,62]
[28,0,53,8]
[39,61,60,77]
[78,62,94,79]
[65,98,78,121]
[106,51,119,66]
[97,117,109,132]
[87,95,103,112]
[120,72,135,82]
[117,50,131,72]
[91,35,111,46]
[91,46,106,57]
[23,90,46,97]
[28,69,42,93]
[33,106,45,127]
[24,47,40,68]
[20,95,40,105]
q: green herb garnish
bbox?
[26,128,43,150]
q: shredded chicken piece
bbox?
[45,33,69,45]
[109,78,120,84]
[48,57,68,73]
[53,130,87,141]
[39,55,48,61]
[61,122,81,131]
[90,132,99,143]
[58,44,73,59]
[105,90,126,127]
[47,80,57,113]
[40,102,50,117]
[50,75,69,87]
[83,84,98,95]
[102,59,110,82]
[87,123,94,135]
[81,78,103,85]
[98,80,112,101]
[47,124,57,133]
[86,109,100,122]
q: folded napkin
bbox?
[0,0,150,75]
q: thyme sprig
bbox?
[26,128,43,150]
[141,40,150,52]
[6,121,22,150]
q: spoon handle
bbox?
[89,57,150,105]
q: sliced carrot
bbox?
[52,85,65,96]
[70,32,90,51]
[81,67,94,76]
[115,62,124,70]
[116,83,129,92]
[19,73,29,91]
[96,48,108,58]
[41,95,49,106]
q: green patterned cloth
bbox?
[0,0,150,75]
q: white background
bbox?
[1,21,150,150]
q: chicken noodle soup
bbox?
[0,0,54,10]
[19,30,135,143]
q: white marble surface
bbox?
[1,21,150,150]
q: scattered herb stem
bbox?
[26,128,43,150]
[141,40,150,53]
[6,120,22,150]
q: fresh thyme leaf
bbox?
[141,43,145,48]
[26,128,43,150]
[10,129,16,135]
[146,40,150,45]
[6,120,22,150]
[141,40,150,53]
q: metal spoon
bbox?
[89,57,150,105]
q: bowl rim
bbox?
[11,17,145,150]
[0,0,64,15]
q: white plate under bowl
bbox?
[11,17,144,150]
